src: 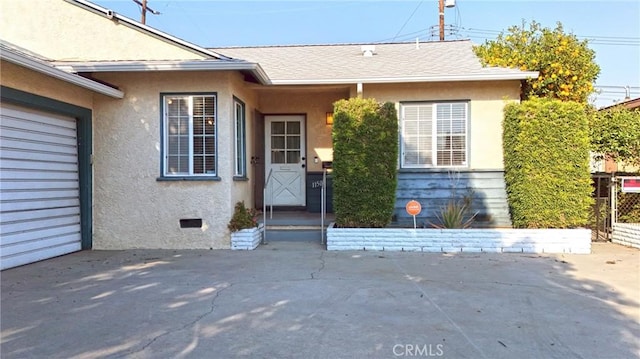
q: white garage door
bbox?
[1,103,82,270]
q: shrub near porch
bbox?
[332,98,398,228]
[503,98,593,228]
[326,97,592,253]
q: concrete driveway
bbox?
[1,242,639,359]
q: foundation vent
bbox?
[180,218,202,228]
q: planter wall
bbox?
[327,224,591,254]
[612,223,640,249]
[230,224,264,250]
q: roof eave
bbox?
[270,72,539,85]
[1,46,124,98]
[54,61,272,85]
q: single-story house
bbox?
[0,0,537,269]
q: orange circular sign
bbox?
[405,200,421,216]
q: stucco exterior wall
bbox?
[258,88,349,172]
[0,61,95,109]
[362,81,521,170]
[0,0,204,61]
[91,71,240,249]
[229,73,259,207]
[250,81,518,172]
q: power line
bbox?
[392,1,424,42]
[376,24,640,47]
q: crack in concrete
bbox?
[310,251,326,279]
[390,257,488,359]
[115,283,233,358]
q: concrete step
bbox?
[263,229,325,242]
[265,225,323,230]
[258,211,334,227]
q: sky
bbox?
[95,0,640,107]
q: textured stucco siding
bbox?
[229,74,259,207]
[612,223,640,249]
[0,61,95,109]
[258,88,349,172]
[92,71,239,249]
[0,0,204,61]
[361,81,520,170]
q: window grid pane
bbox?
[271,120,302,164]
[402,102,467,168]
[402,105,433,166]
[164,94,216,176]
[234,100,246,176]
[435,103,467,166]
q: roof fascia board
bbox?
[67,0,230,60]
[54,61,271,85]
[1,46,124,98]
[270,72,539,85]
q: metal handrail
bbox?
[262,168,274,244]
[321,168,326,244]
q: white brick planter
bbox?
[230,224,264,250]
[327,224,591,254]
[612,223,640,249]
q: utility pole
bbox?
[133,0,160,24]
[438,0,456,41]
[439,0,445,41]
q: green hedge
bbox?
[503,98,593,228]
[332,98,398,228]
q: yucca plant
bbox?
[429,191,478,229]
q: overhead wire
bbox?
[392,1,424,42]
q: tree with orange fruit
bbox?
[474,21,600,103]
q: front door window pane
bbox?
[272,122,285,134]
[272,151,286,164]
[287,121,300,134]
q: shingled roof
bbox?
[211,40,538,85]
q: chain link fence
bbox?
[614,178,640,224]
[589,174,612,241]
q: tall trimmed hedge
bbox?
[332,98,398,228]
[503,98,593,228]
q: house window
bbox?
[234,98,246,178]
[162,94,217,177]
[401,102,468,168]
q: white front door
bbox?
[265,115,306,206]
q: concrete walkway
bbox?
[1,242,639,359]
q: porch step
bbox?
[259,214,334,226]
[259,211,333,242]
[263,228,325,242]
[266,225,323,230]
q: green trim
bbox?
[232,176,249,181]
[1,86,93,249]
[233,96,247,177]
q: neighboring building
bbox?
[600,97,640,112]
[594,97,640,173]
[0,0,537,268]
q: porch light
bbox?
[326,112,334,125]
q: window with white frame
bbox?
[400,102,468,168]
[234,98,246,177]
[162,94,217,177]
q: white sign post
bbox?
[405,200,422,229]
